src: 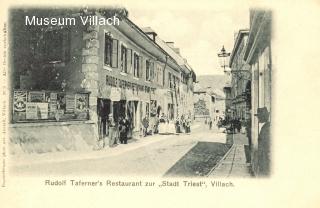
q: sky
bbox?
[127,7,249,76]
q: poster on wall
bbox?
[28,91,45,102]
[49,92,58,113]
[13,90,27,112]
[75,94,88,111]
[37,103,49,119]
[26,102,38,119]
[65,94,75,112]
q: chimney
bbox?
[166,41,175,48]
[172,47,180,55]
[142,27,157,41]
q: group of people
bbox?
[140,113,192,136]
[174,115,192,134]
[217,117,244,134]
[98,113,131,148]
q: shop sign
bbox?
[13,90,27,112]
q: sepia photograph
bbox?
[2,0,320,208]
[8,6,272,178]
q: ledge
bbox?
[9,120,96,128]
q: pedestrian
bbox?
[119,116,129,144]
[255,107,271,176]
[209,118,213,130]
[185,116,191,133]
[142,116,149,137]
[175,117,181,133]
[108,114,117,147]
[159,113,166,134]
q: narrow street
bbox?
[10,123,245,177]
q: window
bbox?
[104,33,118,68]
[146,60,150,81]
[120,44,128,73]
[150,62,154,81]
[133,53,139,77]
[133,53,143,78]
[43,29,70,63]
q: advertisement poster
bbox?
[13,90,27,112]
[1,1,320,208]
[25,102,38,119]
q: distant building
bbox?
[193,85,215,122]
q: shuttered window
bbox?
[104,34,112,66]
[111,39,118,68]
[139,56,143,78]
[120,44,127,73]
[133,53,139,77]
[127,49,132,74]
[146,60,150,81]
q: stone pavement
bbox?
[207,133,253,178]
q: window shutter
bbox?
[151,62,155,81]
[111,39,118,68]
[139,56,143,78]
[127,49,132,74]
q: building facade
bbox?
[9,8,196,153]
[243,10,272,176]
[229,30,251,123]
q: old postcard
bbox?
[0,0,320,207]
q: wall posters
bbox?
[13,90,27,112]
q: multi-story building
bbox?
[229,29,251,122]
[9,8,196,153]
[193,85,216,122]
[243,10,272,176]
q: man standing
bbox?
[119,116,129,144]
[108,114,117,147]
[142,116,149,137]
[255,107,271,176]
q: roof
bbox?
[141,27,194,75]
[229,29,249,67]
[197,75,231,91]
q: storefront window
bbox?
[12,90,89,123]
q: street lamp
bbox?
[217,45,231,73]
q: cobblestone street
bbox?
[10,124,250,177]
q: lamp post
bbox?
[217,45,231,73]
